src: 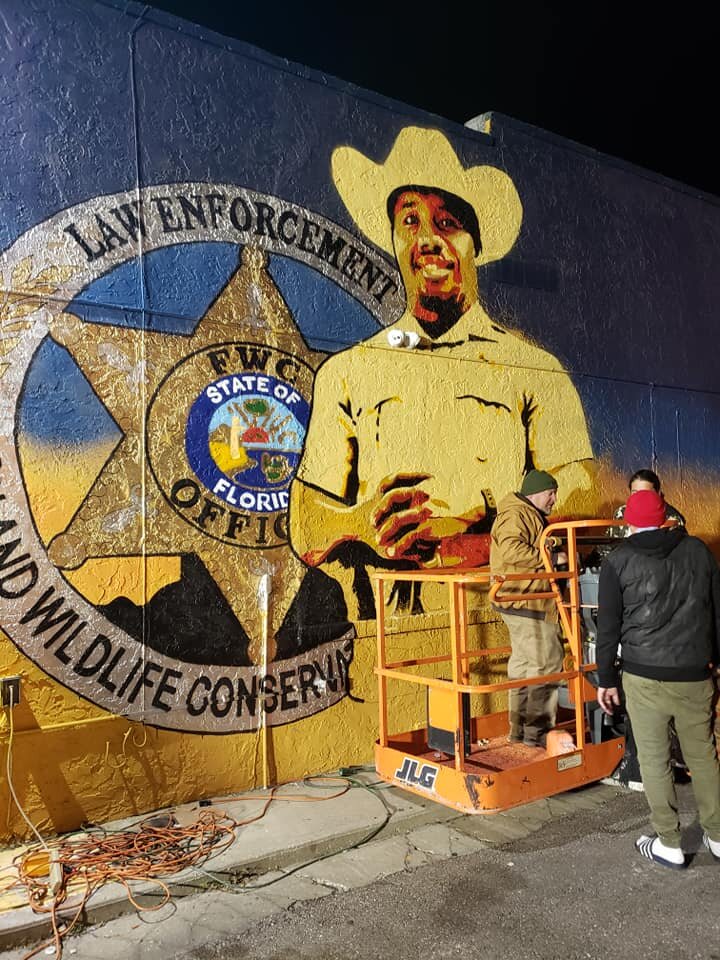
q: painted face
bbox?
[630,479,657,494]
[391,191,477,312]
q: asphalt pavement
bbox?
[1,771,716,960]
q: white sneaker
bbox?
[703,833,720,861]
[635,834,686,869]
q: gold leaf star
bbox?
[47,246,324,663]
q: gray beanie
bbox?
[520,469,558,496]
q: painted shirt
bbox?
[297,303,593,519]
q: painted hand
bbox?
[370,474,434,561]
[371,474,489,566]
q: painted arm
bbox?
[289,476,378,567]
[289,476,492,569]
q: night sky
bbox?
[141,2,717,197]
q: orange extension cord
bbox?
[2,777,354,960]
[11,810,238,960]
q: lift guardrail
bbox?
[372,519,626,813]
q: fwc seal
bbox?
[0,183,402,734]
[151,342,313,549]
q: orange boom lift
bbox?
[373,519,626,813]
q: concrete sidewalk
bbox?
[0,769,623,954]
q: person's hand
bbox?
[597,686,621,716]
[544,537,567,566]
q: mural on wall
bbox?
[290,127,597,618]
[6,117,695,733]
[1,0,718,845]
[0,183,404,733]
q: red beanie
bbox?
[624,490,666,528]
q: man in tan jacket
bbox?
[490,470,566,747]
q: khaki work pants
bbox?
[623,672,720,847]
[501,612,564,745]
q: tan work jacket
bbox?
[489,493,557,621]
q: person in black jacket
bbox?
[596,489,720,870]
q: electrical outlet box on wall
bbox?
[0,676,21,707]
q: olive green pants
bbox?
[623,672,720,847]
[501,613,564,745]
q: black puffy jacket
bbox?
[596,527,720,686]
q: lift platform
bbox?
[373,519,626,814]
